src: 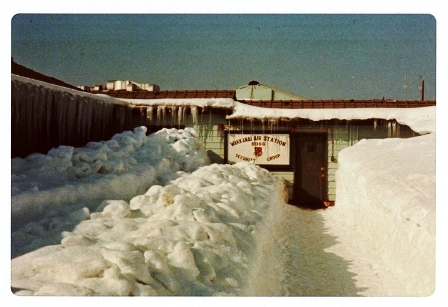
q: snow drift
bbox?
[11,126,287,296]
[11,161,285,296]
[11,127,209,255]
[323,133,436,296]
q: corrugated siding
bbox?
[326,125,360,201]
[198,125,226,164]
[195,111,228,164]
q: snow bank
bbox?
[227,102,436,135]
[323,133,436,296]
[11,127,209,256]
[11,162,285,296]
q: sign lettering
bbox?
[227,134,290,165]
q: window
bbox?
[306,143,316,153]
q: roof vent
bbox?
[248,80,260,85]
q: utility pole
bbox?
[418,75,425,101]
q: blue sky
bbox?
[11,13,436,100]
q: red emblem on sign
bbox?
[254,147,263,157]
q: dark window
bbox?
[306,143,316,153]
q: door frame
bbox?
[292,132,328,206]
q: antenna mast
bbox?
[419,75,425,101]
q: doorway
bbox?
[293,133,328,209]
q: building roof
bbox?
[238,99,436,109]
[11,61,436,109]
[11,58,83,92]
[104,89,236,100]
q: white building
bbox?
[106,80,160,92]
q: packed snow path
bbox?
[272,206,361,296]
[245,203,362,296]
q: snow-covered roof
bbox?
[117,96,435,134]
[12,74,129,106]
[118,98,236,108]
[227,101,436,134]
[105,89,236,100]
[12,73,436,134]
[238,99,435,109]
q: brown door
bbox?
[293,133,327,208]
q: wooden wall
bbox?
[12,76,149,158]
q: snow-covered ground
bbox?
[10,124,437,299]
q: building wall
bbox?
[141,112,417,203]
[223,118,415,203]
[12,74,418,204]
[11,76,147,158]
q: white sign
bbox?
[227,134,290,165]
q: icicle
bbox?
[161,106,166,124]
[156,106,167,124]
[177,106,183,127]
[146,106,153,121]
[387,121,392,138]
[373,119,377,131]
[269,119,274,134]
[208,108,213,132]
[249,119,254,134]
[156,106,162,124]
[171,106,177,126]
[273,119,277,133]
[190,106,198,126]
